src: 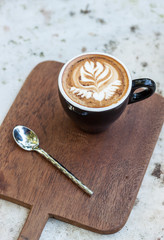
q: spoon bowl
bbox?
[13,125,39,151]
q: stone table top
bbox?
[0,0,164,239]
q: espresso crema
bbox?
[62,54,129,108]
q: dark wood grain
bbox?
[0,61,163,240]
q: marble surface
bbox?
[0,0,164,239]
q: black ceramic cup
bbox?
[58,53,156,133]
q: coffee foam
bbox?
[62,54,129,108]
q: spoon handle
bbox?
[34,147,93,196]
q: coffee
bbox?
[62,54,129,108]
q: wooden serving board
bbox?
[0,61,163,240]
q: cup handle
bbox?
[128,78,156,104]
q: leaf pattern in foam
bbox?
[70,60,122,101]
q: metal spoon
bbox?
[13,125,93,196]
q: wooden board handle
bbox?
[17,206,49,240]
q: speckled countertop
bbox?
[0,0,164,239]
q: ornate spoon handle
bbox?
[34,147,93,196]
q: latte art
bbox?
[62,54,129,108]
[70,60,122,101]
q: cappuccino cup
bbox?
[58,53,156,133]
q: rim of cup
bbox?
[58,52,132,112]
